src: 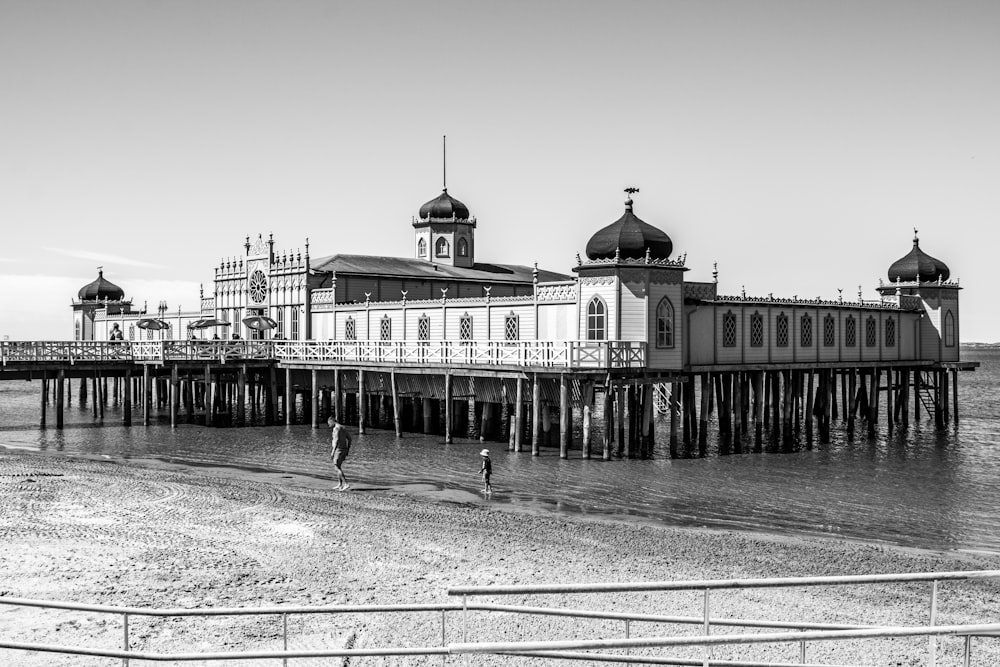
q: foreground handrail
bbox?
[448,569,1000,596]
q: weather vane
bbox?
[624,187,639,197]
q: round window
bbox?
[249,270,268,304]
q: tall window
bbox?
[750,312,764,348]
[74,321,81,341]
[380,315,391,341]
[457,237,468,257]
[505,313,519,341]
[290,308,300,341]
[435,237,450,257]
[345,317,356,341]
[800,314,813,347]
[845,316,856,347]
[275,307,285,338]
[865,316,877,348]
[418,315,430,341]
[129,325,136,341]
[656,297,674,348]
[417,237,427,258]
[722,312,737,347]
[776,313,789,347]
[146,328,153,340]
[823,315,836,347]
[944,311,955,347]
[460,314,473,340]
[885,317,896,347]
[587,297,606,341]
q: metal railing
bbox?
[0,339,647,369]
[2,571,999,664]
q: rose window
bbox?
[249,270,268,304]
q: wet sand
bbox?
[2,448,1000,666]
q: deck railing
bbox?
[0,339,646,369]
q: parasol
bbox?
[188,318,232,329]
[242,315,278,331]
[136,318,169,330]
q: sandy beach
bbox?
[2,448,999,666]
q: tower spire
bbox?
[443,135,447,191]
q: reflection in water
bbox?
[2,349,1000,552]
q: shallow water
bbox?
[2,349,999,552]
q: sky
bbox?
[1,0,998,341]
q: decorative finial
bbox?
[305,237,310,257]
[624,187,638,209]
[576,252,581,266]
[440,287,448,302]
[614,246,621,262]
[712,262,718,283]
[741,285,746,298]
[484,286,492,302]
[245,236,250,253]
[200,283,204,299]
[644,247,651,263]
[532,262,538,284]
[401,290,407,303]
[364,291,371,304]
[913,227,919,245]
[837,288,843,303]
[97,265,103,276]
[858,285,863,301]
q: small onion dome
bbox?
[585,197,673,260]
[78,269,125,301]
[418,188,470,220]
[887,233,950,283]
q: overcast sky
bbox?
[2,0,998,341]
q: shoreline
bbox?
[3,448,1000,664]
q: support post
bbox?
[391,370,402,438]
[952,368,959,425]
[699,373,710,451]
[359,368,367,435]
[559,374,569,459]
[603,376,614,460]
[40,372,47,428]
[205,364,214,427]
[582,381,593,459]
[515,377,525,452]
[143,365,151,427]
[668,381,679,457]
[531,374,541,456]
[56,369,65,429]
[169,365,178,428]
[311,369,319,429]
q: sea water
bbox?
[2,348,998,552]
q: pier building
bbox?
[2,180,973,455]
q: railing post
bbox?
[624,618,630,662]
[929,579,939,666]
[799,629,807,662]
[441,609,447,665]
[963,635,972,667]
[122,611,129,667]
[462,594,469,667]
[282,613,288,667]
[703,588,711,667]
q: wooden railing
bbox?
[0,340,646,370]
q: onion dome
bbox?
[78,268,125,301]
[887,232,950,283]
[585,196,673,260]
[418,188,470,220]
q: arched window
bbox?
[722,312,737,347]
[290,308,300,340]
[417,237,427,258]
[656,297,674,348]
[345,317,356,341]
[380,315,392,341]
[750,312,764,348]
[460,314,473,340]
[587,297,606,341]
[275,307,284,338]
[74,320,81,341]
[418,315,430,341]
[800,314,813,347]
[128,325,136,341]
[435,237,450,257]
[457,237,468,257]
[505,313,519,341]
[776,313,789,347]
[944,311,955,347]
[885,317,896,347]
[845,316,856,347]
[823,315,836,347]
[865,316,877,348]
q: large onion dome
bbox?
[78,269,125,301]
[417,188,470,220]
[887,233,950,283]
[585,196,673,260]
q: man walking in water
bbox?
[328,416,352,491]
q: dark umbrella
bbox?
[188,318,232,329]
[136,318,169,330]
[242,315,278,331]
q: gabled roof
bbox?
[311,254,571,284]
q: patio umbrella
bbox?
[242,315,278,331]
[188,318,231,329]
[136,318,169,330]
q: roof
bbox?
[585,198,673,261]
[311,254,571,284]
[78,269,126,301]
[887,234,950,283]
[416,188,471,222]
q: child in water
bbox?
[478,449,492,494]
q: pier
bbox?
[0,339,974,459]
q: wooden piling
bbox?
[582,381,593,459]
[699,374,710,450]
[311,370,319,429]
[952,368,959,425]
[143,365,151,427]
[123,368,132,426]
[559,374,569,459]
[515,377,525,452]
[170,365,179,428]
[753,372,764,448]
[391,370,402,437]
[56,369,65,429]
[531,374,541,456]
[885,368,894,434]
[40,372,47,428]
[604,377,615,460]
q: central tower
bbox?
[412,137,476,268]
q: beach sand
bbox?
[2,448,999,666]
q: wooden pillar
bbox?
[698,374,711,451]
[782,369,793,447]
[40,372,48,428]
[617,383,627,456]
[422,396,433,435]
[900,368,910,429]
[603,377,614,460]
[359,368,368,436]
[169,365,179,428]
[311,369,319,429]
[514,377,525,452]
[332,369,341,423]
[531,374,541,456]
[559,374,569,459]
[285,368,294,426]
[641,382,654,458]
[952,368,959,425]
[582,382,593,459]
[830,369,838,422]
[914,371,921,423]
[885,368,894,434]
[668,381,679,457]
[847,369,857,435]
[391,370,402,438]
[123,368,132,426]
[56,369,65,429]
[143,365,151,427]
[204,364,214,427]
[733,372,743,444]
[236,366,246,426]
[942,370,950,424]
[868,368,879,436]
[805,370,814,445]
[753,372,764,448]
[721,373,733,448]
